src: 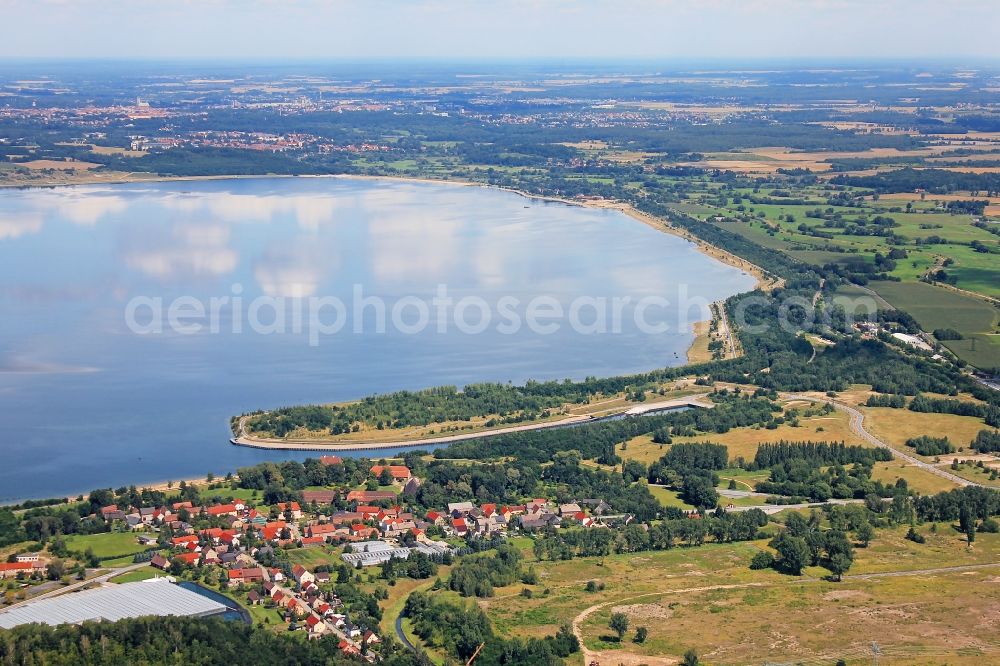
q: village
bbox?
[2,455,629,660]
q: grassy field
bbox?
[944,461,1000,488]
[109,566,160,584]
[619,402,866,468]
[578,567,1000,665]
[647,485,694,509]
[484,528,1000,666]
[870,460,962,495]
[863,406,989,455]
[285,546,342,569]
[64,532,150,560]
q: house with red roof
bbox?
[200,528,239,546]
[451,517,468,536]
[0,562,37,579]
[260,521,287,542]
[320,456,343,466]
[227,567,267,587]
[292,565,315,588]
[305,613,325,634]
[370,464,411,482]
[300,536,325,547]
[276,502,302,520]
[246,509,267,526]
[302,489,339,504]
[307,523,337,538]
[205,502,242,517]
[349,524,377,539]
[174,552,200,566]
[426,511,445,525]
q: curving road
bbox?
[395,615,416,652]
[781,393,980,488]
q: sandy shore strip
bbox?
[45,474,223,506]
[587,200,774,290]
[687,319,713,364]
[231,397,712,451]
[231,413,596,451]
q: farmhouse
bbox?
[369,465,411,482]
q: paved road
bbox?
[719,488,770,499]
[2,562,150,611]
[782,393,980,488]
[727,499,864,515]
[395,615,416,652]
[232,411,597,452]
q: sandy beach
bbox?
[230,397,712,451]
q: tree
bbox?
[683,648,700,666]
[46,559,66,581]
[855,521,874,547]
[749,550,774,570]
[680,475,719,510]
[770,533,810,575]
[634,626,648,643]
[378,468,393,486]
[609,612,629,641]
[826,553,852,581]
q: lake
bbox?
[0,177,756,501]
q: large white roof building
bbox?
[0,578,227,629]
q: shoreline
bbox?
[229,397,711,452]
[1,170,763,363]
[0,170,770,283]
[2,169,759,466]
[230,413,595,451]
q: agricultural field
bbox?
[659,169,1000,369]
[867,281,1000,368]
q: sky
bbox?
[1,0,998,61]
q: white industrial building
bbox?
[0,578,227,629]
